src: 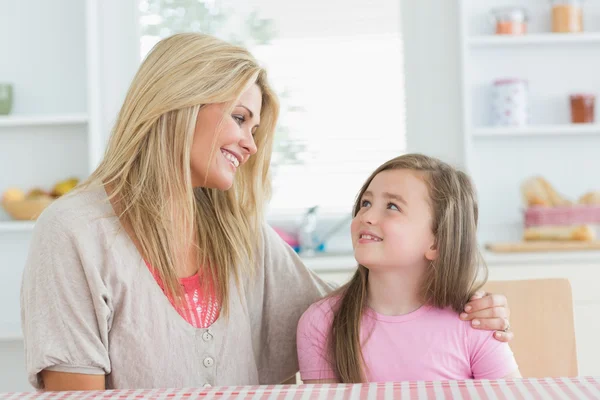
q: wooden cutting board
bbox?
[485,241,600,253]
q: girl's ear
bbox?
[425,242,438,261]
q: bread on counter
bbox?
[523,225,595,241]
[578,191,600,205]
[521,176,572,207]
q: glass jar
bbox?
[491,79,529,126]
[550,0,584,33]
[570,94,595,123]
[0,83,12,116]
[490,7,528,35]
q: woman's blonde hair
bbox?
[83,33,279,313]
[329,153,487,382]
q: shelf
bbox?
[0,114,88,128]
[469,33,600,47]
[0,332,22,342]
[0,221,35,233]
[473,124,600,137]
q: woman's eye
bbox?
[361,200,371,208]
[232,115,245,126]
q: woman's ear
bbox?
[425,242,438,261]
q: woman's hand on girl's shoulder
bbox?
[459,291,514,343]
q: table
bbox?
[2,377,600,399]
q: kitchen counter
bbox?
[483,249,600,266]
[301,249,600,273]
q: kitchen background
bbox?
[1,0,600,392]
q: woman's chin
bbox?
[209,179,234,191]
[191,171,234,191]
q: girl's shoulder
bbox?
[307,295,340,314]
[298,295,342,330]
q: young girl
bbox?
[297,154,521,383]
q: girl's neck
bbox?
[367,266,425,316]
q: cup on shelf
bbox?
[550,0,584,33]
[491,78,529,126]
[570,93,595,123]
[0,83,13,116]
[490,7,528,35]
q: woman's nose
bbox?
[240,130,257,155]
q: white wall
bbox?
[0,341,30,392]
[401,0,465,168]
[86,0,140,170]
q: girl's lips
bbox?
[357,231,383,244]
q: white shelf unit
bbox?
[0,1,106,344]
[470,32,600,47]
[474,124,600,137]
[0,114,88,128]
[459,0,600,247]
[459,2,600,378]
[0,221,35,233]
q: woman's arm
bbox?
[21,209,111,390]
[41,371,105,391]
[460,291,514,342]
[254,224,333,384]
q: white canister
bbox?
[491,78,529,126]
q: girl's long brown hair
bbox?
[329,153,487,383]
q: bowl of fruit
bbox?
[1,178,79,221]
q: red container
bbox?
[570,94,595,123]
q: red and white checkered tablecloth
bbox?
[2,377,600,399]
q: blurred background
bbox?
[1,0,600,392]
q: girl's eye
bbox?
[233,115,245,126]
[360,200,371,208]
[388,203,400,211]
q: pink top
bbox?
[145,261,220,328]
[297,297,518,382]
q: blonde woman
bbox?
[297,154,520,383]
[21,34,512,391]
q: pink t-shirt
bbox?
[297,297,518,382]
